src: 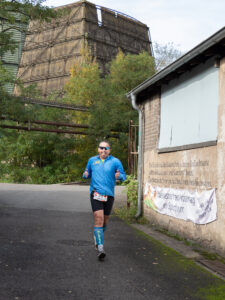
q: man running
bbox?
[83,141,126,260]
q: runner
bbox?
[83,141,126,260]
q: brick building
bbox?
[127,27,225,256]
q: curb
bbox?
[131,223,225,281]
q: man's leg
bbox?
[90,193,104,249]
[91,195,114,260]
[103,215,110,232]
[93,210,106,260]
[93,210,104,246]
[93,209,104,246]
[102,196,114,232]
[99,197,114,257]
[94,209,104,227]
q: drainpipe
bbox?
[130,93,143,218]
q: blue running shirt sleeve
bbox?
[83,155,126,196]
[115,158,126,182]
[82,158,93,179]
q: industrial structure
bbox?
[15,0,152,96]
[0,13,27,94]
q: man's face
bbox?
[98,142,110,159]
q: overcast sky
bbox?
[44,0,225,53]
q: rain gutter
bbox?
[129,93,143,218]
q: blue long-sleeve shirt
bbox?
[83,155,126,196]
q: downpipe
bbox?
[130,93,143,218]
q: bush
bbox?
[122,175,138,206]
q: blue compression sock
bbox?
[94,227,104,245]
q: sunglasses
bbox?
[99,146,110,150]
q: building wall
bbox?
[216,56,225,252]
[0,15,27,94]
[142,57,225,255]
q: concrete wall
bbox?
[142,57,225,255]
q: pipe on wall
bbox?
[130,93,143,218]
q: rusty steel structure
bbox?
[15,0,152,96]
[20,97,89,111]
[128,120,138,176]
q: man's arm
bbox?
[115,160,126,182]
[83,160,92,179]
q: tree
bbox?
[0,1,79,184]
[0,103,82,183]
[153,42,183,71]
[65,47,155,170]
[0,0,60,122]
[0,0,57,54]
[0,34,155,183]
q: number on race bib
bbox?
[93,192,108,202]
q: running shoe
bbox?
[97,245,106,260]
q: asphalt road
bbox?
[0,183,225,300]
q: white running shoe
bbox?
[97,245,106,260]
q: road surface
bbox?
[0,183,224,300]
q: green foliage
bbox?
[0,0,65,151]
[109,50,155,92]
[0,1,58,26]
[122,175,138,206]
[0,0,59,114]
[196,285,225,300]
[91,50,155,134]
[114,175,149,224]
[65,46,155,170]
[65,43,102,107]
[114,175,147,224]
[0,39,156,184]
[0,105,78,183]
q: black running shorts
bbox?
[90,191,114,215]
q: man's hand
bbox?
[115,169,119,180]
[84,169,89,178]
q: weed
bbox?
[114,175,148,224]
[114,206,148,224]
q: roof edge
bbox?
[127,26,225,98]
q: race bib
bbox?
[93,191,108,202]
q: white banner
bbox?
[144,183,217,224]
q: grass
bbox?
[114,202,225,299]
[196,285,225,300]
[115,204,225,267]
[133,226,225,300]
[113,205,149,225]
[194,248,225,264]
[152,225,225,264]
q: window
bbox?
[158,57,219,151]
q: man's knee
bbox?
[94,210,104,226]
